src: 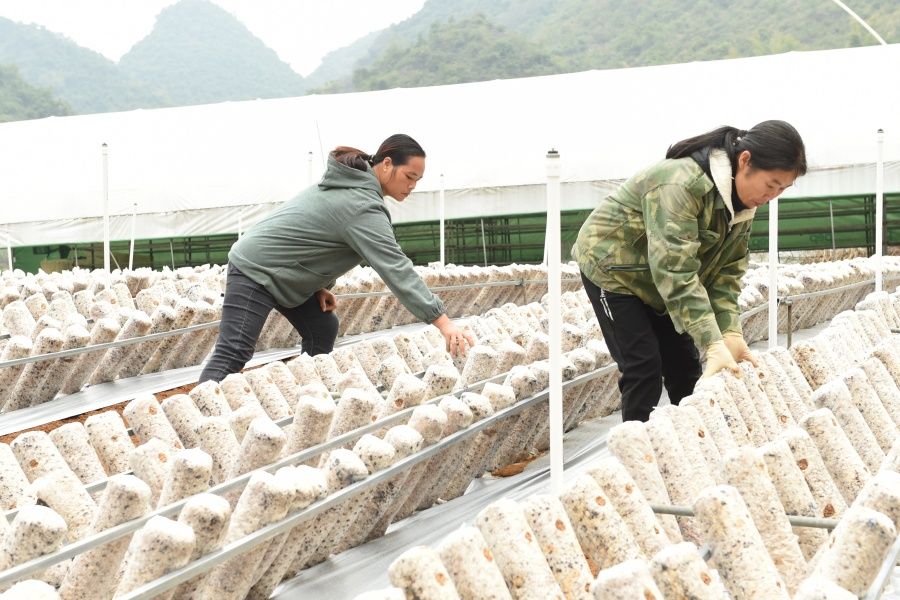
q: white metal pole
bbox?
[829,200,836,250]
[238,212,243,240]
[875,128,884,292]
[4,232,11,271]
[307,151,314,185]
[542,231,548,266]
[480,218,487,266]
[101,143,111,281]
[128,203,136,271]
[439,173,446,266]
[546,148,564,493]
[768,198,780,348]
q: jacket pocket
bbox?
[698,229,720,243]
[604,264,650,272]
[289,260,344,280]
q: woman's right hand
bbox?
[432,314,476,357]
[701,339,741,379]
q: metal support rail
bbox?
[738,274,900,348]
[0,272,889,372]
[649,503,839,530]
[0,320,221,370]
[653,503,900,599]
[739,302,769,319]
[739,275,900,319]
[0,363,617,590]
[776,275,900,304]
[0,366,513,525]
[334,277,579,300]
[785,299,794,348]
[0,276,577,371]
[863,531,900,600]
[0,315,473,438]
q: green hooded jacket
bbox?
[572,149,754,350]
[229,156,445,323]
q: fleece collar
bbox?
[709,148,756,227]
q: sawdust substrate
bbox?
[0,382,198,445]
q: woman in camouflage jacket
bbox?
[572,120,806,421]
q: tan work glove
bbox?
[722,331,759,367]
[702,339,741,379]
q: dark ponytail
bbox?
[330,133,426,173]
[330,146,374,172]
[666,120,807,176]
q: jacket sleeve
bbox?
[342,203,445,324]
[643,183,722,350]
[707,226,750,336]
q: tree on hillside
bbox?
[0,17,163,114]
[313,0,899,93]
[0,64,71,123]
[351,14,562,91]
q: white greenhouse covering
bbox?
[0,43,898,247]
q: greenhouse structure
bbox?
[0,43,897,600]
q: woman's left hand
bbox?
[315,289,337,312]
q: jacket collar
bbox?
[709,148,755,227]
[319,155,384,197]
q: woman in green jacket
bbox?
[200,133,474,383]
[572,120,806,422]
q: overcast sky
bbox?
[0,0,426,76]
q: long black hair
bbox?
[666,120,807,176]
[330,134,426,172]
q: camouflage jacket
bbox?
[572,149,755,350]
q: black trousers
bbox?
[199,264,339,383]
[580,272,701,422]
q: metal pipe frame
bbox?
[0,366,509,525]
[0,276,581,371]
[0,320,221,370]
[0,363,617,590]
[649,503,839,530]
[0,273,889,374]
[1,271,895,593]
[863,529,900,600]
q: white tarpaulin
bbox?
[0,44,898,246]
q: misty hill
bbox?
[344,14,560,92]
[309,0,900,92]
[0,0,306,119]
[119,0,306,106]
[0,64,72,123]
[2,0,898,122]
[0,17,163,114]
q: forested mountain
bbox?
[328,14,561,93]
[118,0,305,106]
[310,0,900,92]
[1,0,898,121]
[0,64,71,123]
[0,17,162,114]
[0,0,304,120]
